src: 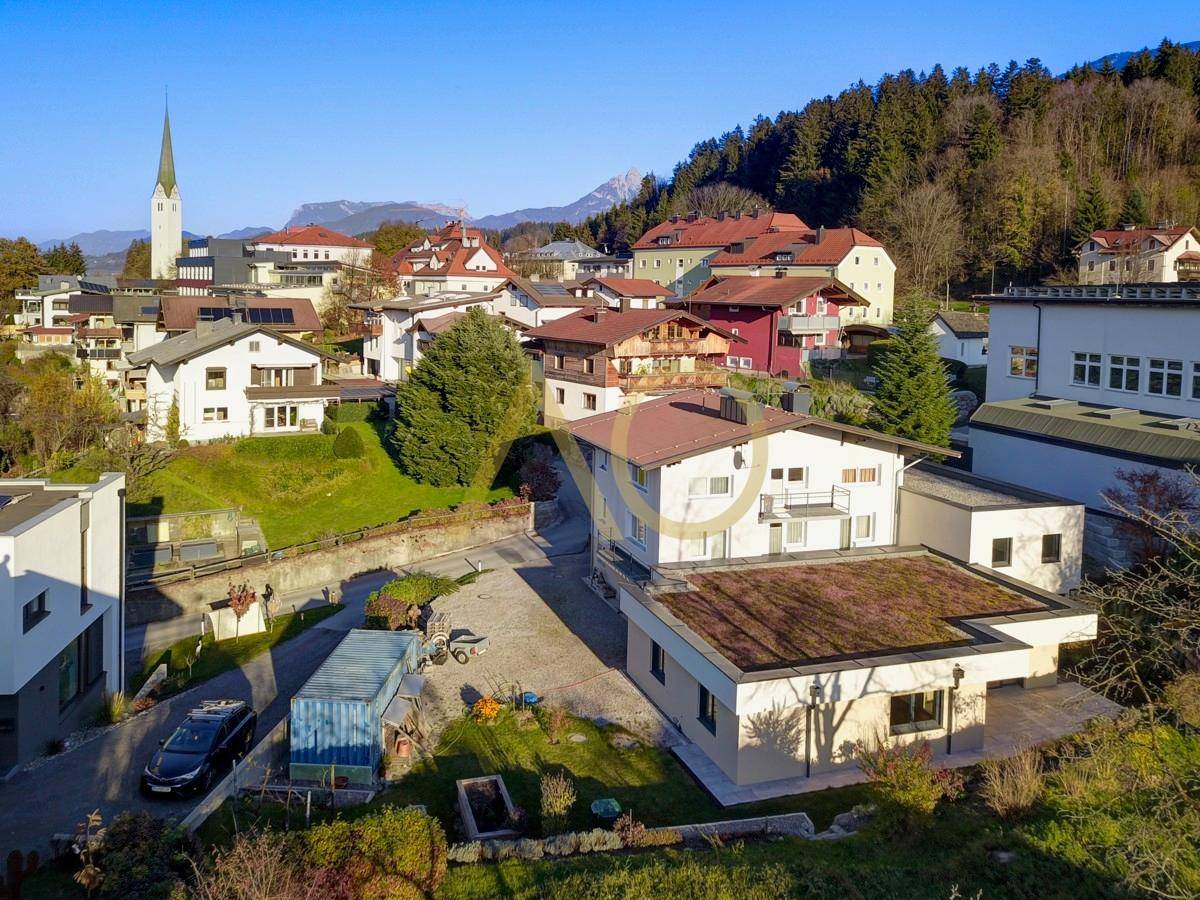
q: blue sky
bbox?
[0,0,1195,242]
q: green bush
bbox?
[305,806,447,899]
[97,811,195,899]
[332,425,366,459]
[540,771,577,836]
[364,572,464,630]
[328,402,375,423]
[866,338,894,369]
[855,740,962,836]
[320,417,338,435]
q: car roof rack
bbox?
[187,699,246,720]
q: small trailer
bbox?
[422,611,490,665]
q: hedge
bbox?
[233,433,335,460]
[328,402,376,423]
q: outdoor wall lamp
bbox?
[947,664,965,754]
[805,682,821,778]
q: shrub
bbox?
[305,806,446,899]
[613,811,648,847]
[96,691,129,725]
[332,425,366,459]
[518,443,561,501]
[97,811,195,899]
[542,703,570,745]
[234,433,334,460]
[542,832,580,857]
[640,827,684,847]
[514,838,545,861]
[472,695,501,722]
[855,739,962,836]
[942,357,967,386]
[577,828,622,854]
[1164,673,1200,728]
[980,746,1044,819]
[447,841,483,864]
[190,829,313,900]
[363,572,462,630]
[540,772,577,835]
[866,338,894,369]
[809,379,871,425]
[328,402,375,423]
[963,365,987,400]
[321,418,338,435]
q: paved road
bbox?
[0,494,588,856]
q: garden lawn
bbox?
[129,604,344,697]
[127,421,513,548]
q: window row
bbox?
[552,387,597,411]
[990,533,1062,568]
[1071,351,1200,400]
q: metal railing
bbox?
[759,486,850,520]
[778,314,841,333]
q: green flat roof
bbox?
[971,397,1200,464]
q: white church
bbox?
[150,107,182,279]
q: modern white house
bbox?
[582,277,675,310]
[1076,224,1200,284]
[563,388,1100,797]
[970,282,1200,565]
[931,311,989,366]
[127,318,338,441]
[0,473,125,771]
[248,225,374,266]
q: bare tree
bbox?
[879,180,965,298]
[682,182,771,217]
[321,250,398,334]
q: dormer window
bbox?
[658,236,672,246]
[774,252,793,263]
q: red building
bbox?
[677,276,866,377]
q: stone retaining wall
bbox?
[127,505,533,626]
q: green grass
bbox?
[128,421,513,548]
[197,708,871,850]
[129,604,344,697]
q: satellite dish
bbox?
[733,449,745,470]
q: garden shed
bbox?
[289,629,422,785]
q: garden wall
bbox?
[127,503,534,626]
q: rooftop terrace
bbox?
[649,553,1044,671]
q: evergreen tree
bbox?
[122,238,151,279]
[964,102,1001,166]
[165,398,181,447]
[43,241,86,275]
[1119,188,1150,227]
[393,308,534,487]
[869,298,956,448]
[1071,174,1110,247]
[0,237,46,316]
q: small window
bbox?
[554,387,565,404]
[739,357,752,369]
[1108,355,1140,392]
[629,513,647,546]
[855,514,874,540]
[596,449,608,470]
[786,520,807,545]
[1009,346,1038,379]
[23,590,48,632]
[629,463,648,490]
[890,691,943,734]
[553,354,564,369]
[1042,533,1062,564]
[205,368,227,390]
[787,467,805,484]
[859,466,877,483]
[770,467,784,481]
[583,358,595,375]
[582,393,597,411]
[650,642,666,684]
[683,531,707,556]
[1148,358,1183,398]
[1072,352,1101,387]
[841,468,859,483]
[698,685,717,734]
[725,356,738,367]
[1191,362,1200,400]
[202,407,229,422]
[653,259,661,269]
[992,537,1013,568]
[639,259,646,268]
[250,342,261,355]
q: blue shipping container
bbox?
[289,629,421,783]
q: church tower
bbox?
[150,105,182,279]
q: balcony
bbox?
[596,534,652,586]
[77,348,122,360]
[779,314,841,334]
[618,369,728,392]
[759,487,850,521]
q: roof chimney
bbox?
[686,211,699,223]
[670,214,680,224]
[732,211,742,220]
[592,307,608,322]
[816,225,826,244]
[1121,223,1135,231]
[718,387,753,424]
[716,211,726,221]
[620,297,632,312]
[750,205,761,219]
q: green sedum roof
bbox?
[971,397,1200,464]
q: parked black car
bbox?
[141,700,257,797]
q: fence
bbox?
[128,500,531,590]
[181,717,291,831]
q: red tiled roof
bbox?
[77,327,124,339]
[407,239,516,280]
[27,326,73,336]
[710,227,884,267]
[584,277,674,298]
[1084,225,1195,252]
[525,307,740,347]
[567,388,953,468]
[250,225,373,249]
[633,212,809,250]
[685,275,868,308]
[415,311,467,335]
[160,296,322,332]
[1177,251,1200,262]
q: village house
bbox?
[127,317,338,441]
[509,238,604,281]
[526,308,740,425]
[969,282,1200,566]
[248,224,374,266]
[565,388,1098,798]
[391,222,516,297]
[1076,224,1200,284]
[676,276,867,376]
[582,277,674,309]
[931,310,989,366]
[158,295,322,337]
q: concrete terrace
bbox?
[678,681,1120,805]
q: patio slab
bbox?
[675,680,1121,806]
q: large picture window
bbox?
[1148,358,1183,397]
[890,691,943,734]
[1108,355,1140,392]
[263,405,298,429]
[1072,352,1101,387]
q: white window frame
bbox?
[1072,351,1101,388]
[1009,346,1038,379]
[854,513,874,541]
[629,463,648,492]
[629,513,647,546]
[1148,358,1183,398]
[1108,354,1141,393]
[739,357,752,369]
[1191,362,1200,401]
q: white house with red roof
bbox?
[582,277,675,309]
[391,221,516,297]
[249,225,374,265]
[1077,224,1200,284]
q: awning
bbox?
[382,695,414,729]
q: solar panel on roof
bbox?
[141,306,158,315]
[197,307,234,322]
[245,308,296,325]
[539,283,569,295]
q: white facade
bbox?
[250,241,366,266]
[931,318,989,366]
[15,288,74,328]
[1077,228,1200,284]
[985,296,1200,415]
[151,184,183,279]
[142,329,332,442]
[0,474,124,769]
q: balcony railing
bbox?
[596,534,652,586]
[759,486,850,521]
[618,369,728,392]
[77,348,122,360]
[779,314,841,334]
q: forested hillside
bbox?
[564,40,1200,295]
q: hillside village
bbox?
[0,32,1198,900]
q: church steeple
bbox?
[155,105,178,197]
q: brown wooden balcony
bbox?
[618,368,729,392]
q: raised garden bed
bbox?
[457,775,520,841]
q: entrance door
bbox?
[769,523,783,555]
[839,518,852,550]
[709,530,728,560]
